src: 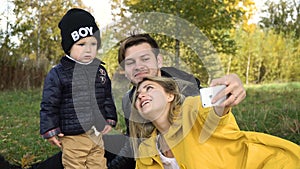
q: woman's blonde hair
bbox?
[129,76,182,157]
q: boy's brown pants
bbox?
[61,131,107,169]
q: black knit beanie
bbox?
[58,8,101,55]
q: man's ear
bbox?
[157,54,163,68]
[167,94,175,102]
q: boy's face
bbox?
[124,43,162,85]
[69,36,98,63]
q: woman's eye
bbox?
[146,86,153,91]
[135,93,140,100]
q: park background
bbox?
[0,0,299,168]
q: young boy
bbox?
[39,8,117,169]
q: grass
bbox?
[234,82,300,144]
[0,82,299,168]
[0,89,57,168]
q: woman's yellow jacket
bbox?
[136,96,300,169]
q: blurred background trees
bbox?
[0,0,299,90]
[0,0,86,90]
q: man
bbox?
[107,33,246,169]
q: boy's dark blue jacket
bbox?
[40,56,117,137]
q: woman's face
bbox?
[135,80,174,122]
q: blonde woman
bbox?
[130,76,300,169]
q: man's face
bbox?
[124,43,162,85]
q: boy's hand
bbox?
[47,133,64,148]
[101,125,112,135]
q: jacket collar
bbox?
[138,130,159,158]
[60,56,105,70]
[60,56,75,69]
[137,130,163,166]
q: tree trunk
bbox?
[175,39,180,67]
[246,52,251,85]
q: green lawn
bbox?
[234,82,300,144]
[0,82,299,168]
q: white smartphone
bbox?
[200,85,227,108]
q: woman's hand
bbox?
[210,73,246,107]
